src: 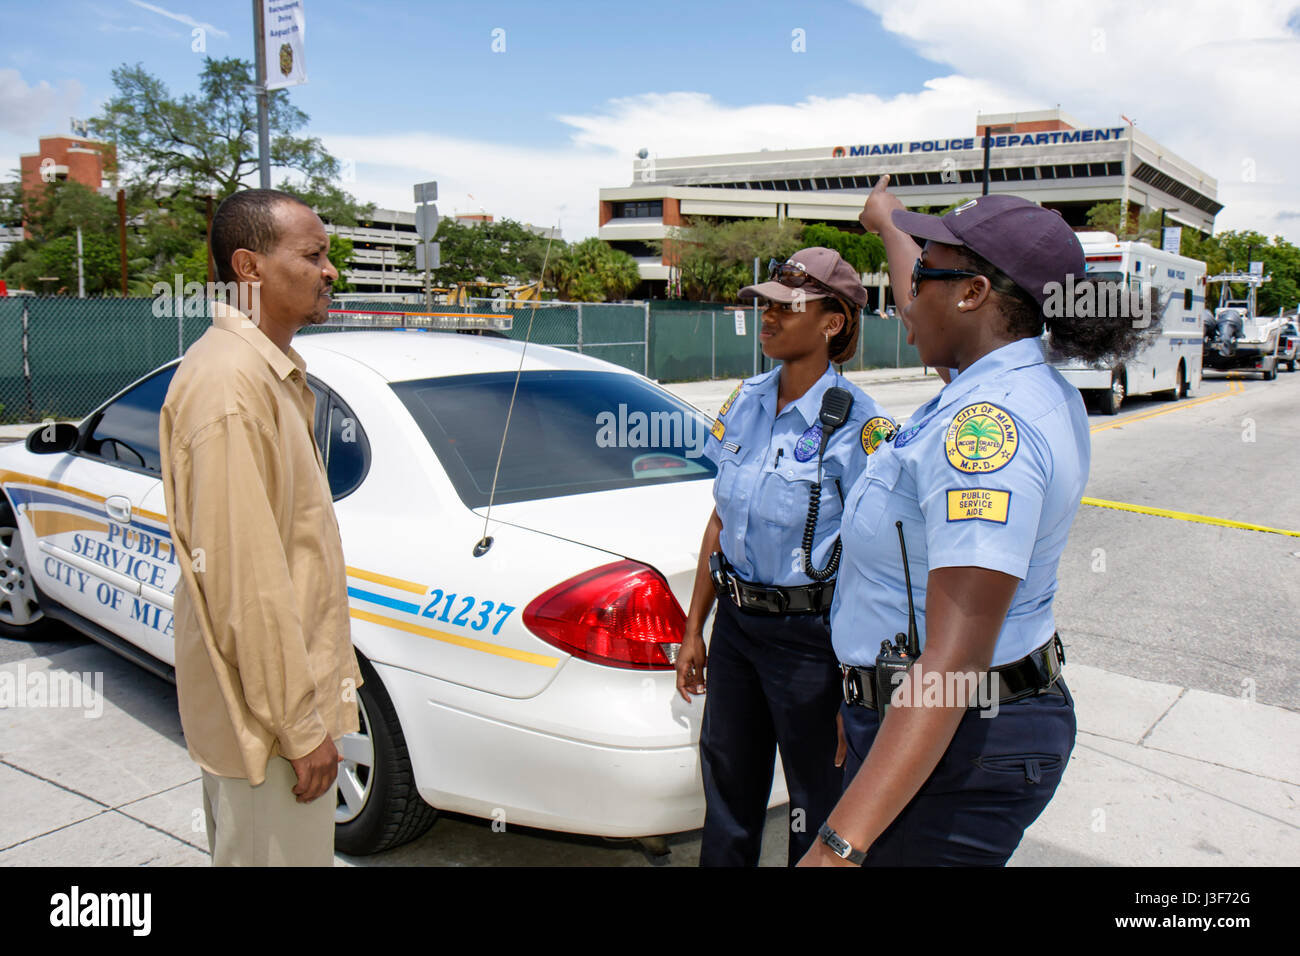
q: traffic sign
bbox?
[415,204,440,242]
[413,181,438,205]
[416,242,441,271]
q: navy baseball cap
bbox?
[891,195,1085,306]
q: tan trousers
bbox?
[201,755,336,866]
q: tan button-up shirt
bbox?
[159,302,361,785]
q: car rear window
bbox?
[392,370,718,507]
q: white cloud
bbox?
[317,131,626,242]
[0,69,85,137]
[327,1,1300,243]
[854,0,1300,240]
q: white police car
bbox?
[0,328,776,855]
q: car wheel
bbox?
[1097,369,1125,415]
[334,654,438,856]
[1161,363,1186,401]
[1262,359,1277,381]
[0,504,51,640]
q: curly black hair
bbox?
[951,246,1150,364]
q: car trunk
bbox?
[473,479,716,611]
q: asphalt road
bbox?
[2,366,1295,866]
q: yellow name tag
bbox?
[946,488,1010,523]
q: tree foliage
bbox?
[800,223,885,274]
[88,58,369,223]
[547,237,640,302]
[652,217,805,301]
[1085,201,1164,243]
[398,218,554,289]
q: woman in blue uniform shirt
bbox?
[674,247,897,867]
[802,181,1146,867]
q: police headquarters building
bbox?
[598,109,1221,302]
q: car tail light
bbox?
[523,560,684,669]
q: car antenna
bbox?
[474,227,559,558]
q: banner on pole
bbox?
[264,0,307,90]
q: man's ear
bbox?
[230,248,261,284]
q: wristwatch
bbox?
[817,822,867,865]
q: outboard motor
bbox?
[1208,309,1244,356]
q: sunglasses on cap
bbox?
[910,258,981,299]
[768,258,839,298]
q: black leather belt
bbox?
[841,633,1066,710]
[709,553,834,615]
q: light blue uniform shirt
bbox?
[704,363,894,587]
[830,337,1090,667]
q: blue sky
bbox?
[4,1,1299,241]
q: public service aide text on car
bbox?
[0,328,786,855]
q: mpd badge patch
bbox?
[711,419,726,441]
[944,403,1019,473]
[719,385,741,417]
[861,417,896,455]
[946,488,1011,523]
[794,424,822,462]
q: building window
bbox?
[613,200,663,219]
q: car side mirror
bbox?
[25,422,80,454]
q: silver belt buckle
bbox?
[727,573,742,608]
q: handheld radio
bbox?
[801,386,853,580]
[873,521,921,714]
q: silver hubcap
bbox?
[335,687,375,824]
[0,527,43,628]
[1112,377,1125,405]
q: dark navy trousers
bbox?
[839,678,1077,866]
[698,595,844,867]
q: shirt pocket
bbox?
[713,449,743,516]
[842,449,903,541]
[754,458,844,530]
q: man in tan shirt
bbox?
[159,189,361,866]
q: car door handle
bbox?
[105,496,132,524]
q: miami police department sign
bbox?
[833,127,1128,158]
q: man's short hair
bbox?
[210,189,313,285]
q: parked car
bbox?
[0,329,767,855]
[1277,322,1298,372]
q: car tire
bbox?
[334,654,439,856]
[0,503,52,641]
[1262,359,1277,381]
[1097,369,1125,415]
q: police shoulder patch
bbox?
[711,418,726,441]
[718,385,741,418]
[944,402,1019,474]
[861,416,897,455]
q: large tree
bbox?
[88,57,369,223]
[399,218,556,290]
[547,238,640,302]
[653,217,805,302]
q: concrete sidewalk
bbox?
[0,639,1295,866]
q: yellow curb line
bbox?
[1080,496,1300,538]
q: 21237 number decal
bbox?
[421,590,515,636]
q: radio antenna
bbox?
[895,521,920,656]
[474,228,559,557]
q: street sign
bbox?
[415,242,441,271]
[1249,260,1264,277]
[415,204,440,242]
[1162,226,1181,255]
[734,310,746,335]
[413,181,438,205]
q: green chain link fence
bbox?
[1,294,921,424]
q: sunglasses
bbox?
[910,258,981,298]
[768,258,839,298]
